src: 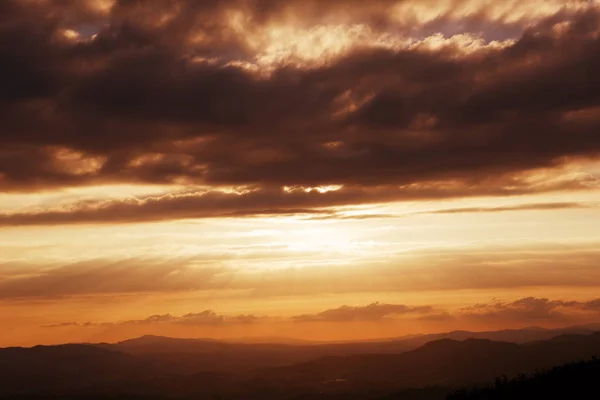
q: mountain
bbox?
[0,344,146,394]
[1,329,600,399]
[384,323,600,348]
[254,332,600,393]
[447,357,600,400]
[100,335,338,372]
[222,336,320,345]
[94,324,600,373]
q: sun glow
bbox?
[4,0,600,351]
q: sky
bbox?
[1,0,600,347]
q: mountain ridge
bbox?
[2,330,600,398]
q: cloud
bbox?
[0,185,596,226]
[40,296,600,329]
[308,201,593,221]
[291,302,442,322]
[118,310,263,326]
[42,310,263,328]
[0,257,226,299]
[0,0,599,222]
[41,322,82,328]
[460,297,600,323]
[41,301,444,329]
[299,297,600,325]
[419,202,595,215]
[4,244,600,299]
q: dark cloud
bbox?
[0,1,599,213]
[0,184,596,227]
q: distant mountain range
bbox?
[1,324,600,399]
[261,333,600,389]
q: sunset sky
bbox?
[2,0,600,347]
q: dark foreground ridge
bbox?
[447,357,600,400]
[0,329,599,399]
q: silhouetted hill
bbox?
[102,335,338,372]
[92,324,600,373]
[1,330,600,399]
[447,357,600,399]
[0,344,146,393]
[403,324,600,345]
[257,332,600,390]
[111,335,223,352]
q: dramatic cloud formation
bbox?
[2,0,600,347]
[1,0,600,224]
[2,189,597,226]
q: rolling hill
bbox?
[1,328,599,399]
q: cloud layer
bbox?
[41,297,600,329]
[292,302,442,322]
[1,0,600,222]
[3,244,600,299]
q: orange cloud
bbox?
[39,297,600,334]
[291,302,447,322]
[3,243,600,299]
